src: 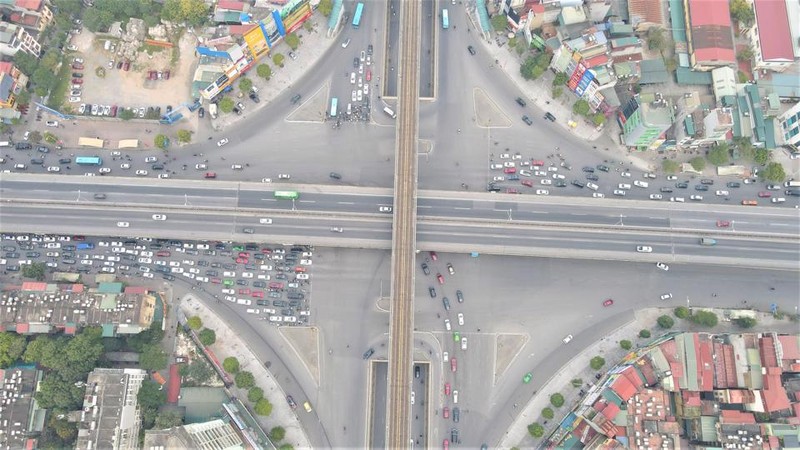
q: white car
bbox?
[519,169,532,177]
[99,167,111,174]
[152,214,167,221]
[771,197,785,203]
[636,246,653,253]
[357,90,363,101]
[357,77,362,88]
[499,153,511,159]
[145,156,157,163]
[121,163,131,170]
[535,189,549,195]
[143,272,154,278]
[411,391,415,405]
[618,183,631,190]
[296,273,309,280]
[300,259,313,265]
[633,180,648,188]
[563,334,573,344]
[457,313,464,326]
[158,173,170,179]
[379,206,393,213]
[490,163,503,170]
[47,166,60,172]
[188,267,200,274]
[715,190,729,196]
[540,179,552,185]
[620,172,631,178]
[195,163,207,170]
[552,173,566,180]
[137,257,152,264]
[363,84,369,95]
[592,192,605,198]
[649,194,662,200]
[68,96,81,103]
[666,175,678,181]
[444,319,451,331]
[453,390,459,404]
[217,138,229,147]
[46,251,59,257]
[241,272,253,278]
[503,161,515,168]
[101,267,116,273]
[116,222,129,227]
[660,293,673,300]
[690,195,703,201]
[613,189,626,196]
[350,72,356,84]
[656,262,669,271]
[259,218,273,224]
[492,176,505,182]
[135,170,148,176]
[351,90,357,102]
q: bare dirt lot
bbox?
[70,30,196,111]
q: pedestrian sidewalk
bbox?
[179,294,311,450]
[500,307,800,449]
[211,13,338,133]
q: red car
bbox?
[531,160,545,166]
[261,248,272,254]
[443,440,449,450]
[442,407,450,419]
[269,282,284,289]
[122,60,130,71]
[238,252,250,258]
[72,64,83,70]
[716,220,731,227]
[366,69,372,81]
[295,266,307,273]
[603,299,614,307]
[286,395,297,409]
[210,277,221,284]
[235,257,248,264]
[251,291,264,298]
[503,167,516,174]
[164,70,170,80]
[444,382,451,396]
[429,251,438,261]
[436,273,445,285]
[506,188,520,194]
[521,180,533,187]
[757,191,772,198]
[204,172,216,179]
[450,357,457,372]
[72,78,83,84]
[147,70,157,80]
[156,250,171,257]
[238,288,250,295]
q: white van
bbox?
[633,180,649,188]
[586,182,599,191]
[246,308,260,314]
[269,316,283,322]
[236,298,252,306]
[223,271,236,277]
[383,107,396,118]
[257,274,271,280]
[0,141,10,147]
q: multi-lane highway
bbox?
[387,0,421,447]
[2,175,798,269]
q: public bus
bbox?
[330,98,338,118]
[352,2,364,28]
[75,156,103,166]
[274,191,299,200]
[442,9,449,29]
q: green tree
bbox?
[735,317,757,328]
[689,156,706,171]
[552,72,568,87]
[154,134,169,149]
[620,340,632,350]
[515,38,529,56]
[138,380,167,410]
[15,89,31,105]
[22,262,46,280]
[549,393,564,407]
[83,8,114,32]
[222,356,240,374]
[572,99,590,116]
[278,445,294,450]
[551,86,563,100]
[527,422,544,438]
[219,97,235,114]
[730,0,755,26]
[272,53,285,67]
[154,410,183,429]
[690,311,718,327]
[737,46,754,62]
[317,0,332,17]
[54,0,83,16]
[248,387,264,402]
[570,378,582,387]
[139,344,168,371]
[43,132,58,144]
[520,56,538,80]
[35,373,85,410]
[639,329,651,338]
[590,356,605,370]
[737,70,749,83]
[119,108,135,120]
[542,407,554,419]
[707,143,730,166]
[13,51,38,75]
[28,131,42,143]
[126,323,164,352]
[592,113,606,126]
[186,361,214,383]
[48,416,77,441]
[647,27,666,52]
[235,371,255,389]
[657,315,675,329]
[40,49,61,72]
[161,0,208,26]
[662,159,680,173]
[761,162,786,182]
[187,316,203,330]
[735,137,755,160]
[754,148,769,165]
[0,332,27,368]
[257,64,272,80]
[198,328,216,346]
[176,129,192,143]
[238,77,253,93]
[674,306,690,319]
[285,33,300,51]
[269,426,286,441]
[254,398,273,416]
[491,14,507,31]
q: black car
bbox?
[727,181,741,188]
[414,365,420,378]
[487,185,501,192]
[456,290,464,303]
[253,281,266,288]
[162,274,176,281]
[249,92,260,103]
[367,44,373,55]
[521,115,533,125]
[236,280,248,286]
[453,407,460,423]
[555,180,567,187]
[676,182,689,189]
[151,164,164,170]
[206,270,219,277]
[198,107,205,118]
[451,429,459,443]
[30,158,44,165]
[287,292,304,300]
[353,57,359,67]
[72,72,83,78]
[467,45,476,55]
[694,184,709,191]
[585,173,599,181]
[421,263,430,275]
[329,172,342,180]
[442,297,451,311]
[15,143,31,150]
[515,97,526,107]
[544,112,556,122]
[36,146,49,153]
[290,94,302,104]
[660,187,674,193]
[700,179,714,185]
[582,166,595,172]
[59,158,71,164]
[273,300,287,307]
[571,180,585,188]
[363,348,375,360]
[429,287,437,298]
[596,164,610,172]
[232,106,241,115]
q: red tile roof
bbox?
[720,409,756,424]
[123,286,148,295]
[14,0,42,11]
[0,62,14,75]
[759,336,779,368]
[600,402,620,420]
[229,24,257,36]
[15,323,29,334]
[584,54,609,69]
[697,334,714,391]
[217,0,245,11]
[761,367,790,413]
[778,335,800,360]
[167,364,180,403]
[687,0,735,64]
[753,0,794,61]
[21,282,47,291]
[627,0,663,25]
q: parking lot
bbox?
[0,233,315,326]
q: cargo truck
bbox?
[209,103,218,119]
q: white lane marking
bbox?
[454,207,470,210]
[418,205,432,209]
[298,200,316,203]
[337,202,355,205]
[261,198,278,202]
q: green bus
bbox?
[274,190,299,200]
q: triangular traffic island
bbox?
[494,333,529,385]
[280,326,321,386]
[474,87,512,128]
[286,83,329,124]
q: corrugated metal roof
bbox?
[753,0,794,61]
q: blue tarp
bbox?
[476,0,491,34]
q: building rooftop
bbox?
[0,366,39,450]
[687,0,735,64]
[627,0,663,27]
[753,0,794,62]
